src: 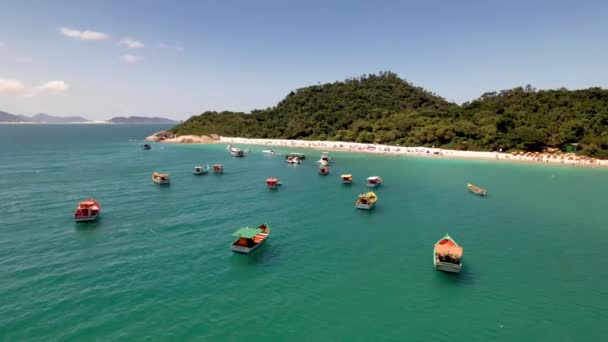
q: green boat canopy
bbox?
[232,227,262,239]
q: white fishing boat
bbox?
[366,176,383,188]
[262,150,276,155]
[286,156,301,164]
[193,165,209,175]
[228,145,247,157]
[317,152,332,165]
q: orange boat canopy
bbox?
[435,239,463,257]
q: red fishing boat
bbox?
[73,198,101,222]
[319,166,330,175]
[433,234,463,273]
[213,164,224,174]
[266,177,281,189]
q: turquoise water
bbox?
[1,124,608,341]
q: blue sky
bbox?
[1,0,607,120]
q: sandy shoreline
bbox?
[218,136,607,168]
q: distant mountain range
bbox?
[107,116,178,124]
[0,111,177,124]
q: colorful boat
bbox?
[231,224,270,254]
[73,198,101,222]
[193,165,209,175]
[266,177,281,189]
[366,176,383,188]
[228,145,247,157]
[433,234,463,273]
[142,144,151,150]
[341,174,353,184]
[213,164,224,174]
[152,172,170,184]
[285,152,306,160]
[467,183,487,196]
[319,166,330,175]
[356,191,377,209]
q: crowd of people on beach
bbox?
[219,137,606,168]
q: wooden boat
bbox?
[73,198,101,222]
[228,145,247,157]
[366,176,383,188]
[319,166,330,175]
[356,191,377,210]
[467,183,487,196]
[286,156,301,164]
[142,143,151,150]
[433,234,463,273]
[266,177,281,189]
[341,174,353,184]
[231,224,270,254]
[213,164,224,174]
[285,152,305,160]
[317,152,332,165]
[193,165,209,175]
[152,172,170,184]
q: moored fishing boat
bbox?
[213,164,224,174]
[286,156,301,164]
[231,224,270,254]
[73,198,101,222]
[341,174,353,184]
[467,183,487,196]
[262,149,276,155]
[356,191,377,209]
[319,166,330,175]
[152,172,170,184]
[266,177,281,189]
[286,152,305,160]
[193,165,209,175]
[228,145,247,157]
[142,143,151,150]
[433,234,463,273]
[317,152,332,165]
[366,176,383,188]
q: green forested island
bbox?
[170,72,608,157]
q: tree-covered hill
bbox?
[170,72,608,157]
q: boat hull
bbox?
[434,258,462,273]
[74,214,99,222]
[356,203,375,210]
[342,180,352,184]
[231,235,268,254]
[153,179,170,184]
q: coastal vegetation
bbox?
[170,72,608,157]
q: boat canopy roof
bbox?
[341,174,352,178]
[435,237,463,257]
[367,176,381,181]
[232,227,262,239]
[266,178,279,182]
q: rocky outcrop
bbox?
[144,130,220,143]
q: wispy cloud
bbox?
[157,42,184,52]
[0,78,26,93]
[0,78,69,97]
[24,80,70,97]
[59,27,110,41]
[120,38,144,49]
[122,54,143,64]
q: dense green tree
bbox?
[170,72,608,157]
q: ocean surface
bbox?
[1,124,607,341]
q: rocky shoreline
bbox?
[144,130,220,143]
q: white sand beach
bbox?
[219,136,608,168]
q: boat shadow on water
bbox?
[434,264,475,287]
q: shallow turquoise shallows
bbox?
[1,124,608,341]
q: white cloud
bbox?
[120,38,144,49]
[24,80,70,97]
[157,42,184,52]
[59,27,109,41]
[0,78,26,93]
[122,54,143,63]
